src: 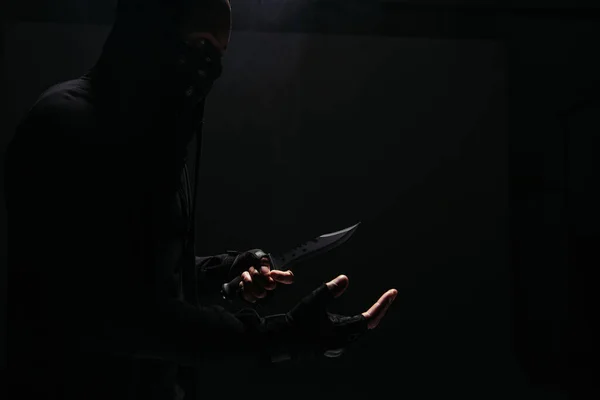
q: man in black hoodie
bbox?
[5,1,397,399]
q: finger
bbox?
[259,266,277,290]
[248,267,267,298]
[259,265,271,276]
[240,271,256,303]
[362,289,398,330]
[260,257,271,268]
[325,275,349,299]
[268,269,294,285]
[240,270,266,302]
[250,266,274,291]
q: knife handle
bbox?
[221,275,278,302]
[221,275,243,300]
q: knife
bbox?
[221,222,361,300]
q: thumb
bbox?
[326,275,349,299]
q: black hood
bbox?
[86,0,226,198]
[89,0,223,127]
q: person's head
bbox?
[98,0,233,107]
[178,0,231,54]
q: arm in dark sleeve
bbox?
[96,150,280,366]
[195,253,237,279]
[195,252,238,295]
[5,112,290,367]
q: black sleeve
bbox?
[195,252,238,294]
[5,108,287,367]
[195,254,237,275]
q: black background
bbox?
[2,1,599,399]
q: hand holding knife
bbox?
[221,222,361,301]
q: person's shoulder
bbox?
[18,78,96,140]
[7,77,102,165]
[26,78,93,124]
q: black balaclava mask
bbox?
[94,0,226,118]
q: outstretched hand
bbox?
[326,275,397,330]
[280,273,398,359]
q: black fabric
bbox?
[287,283,368,356]
[195,253,237,295]
[4,2,261,399]
[4,77,269,400]
[262,284,369,362]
